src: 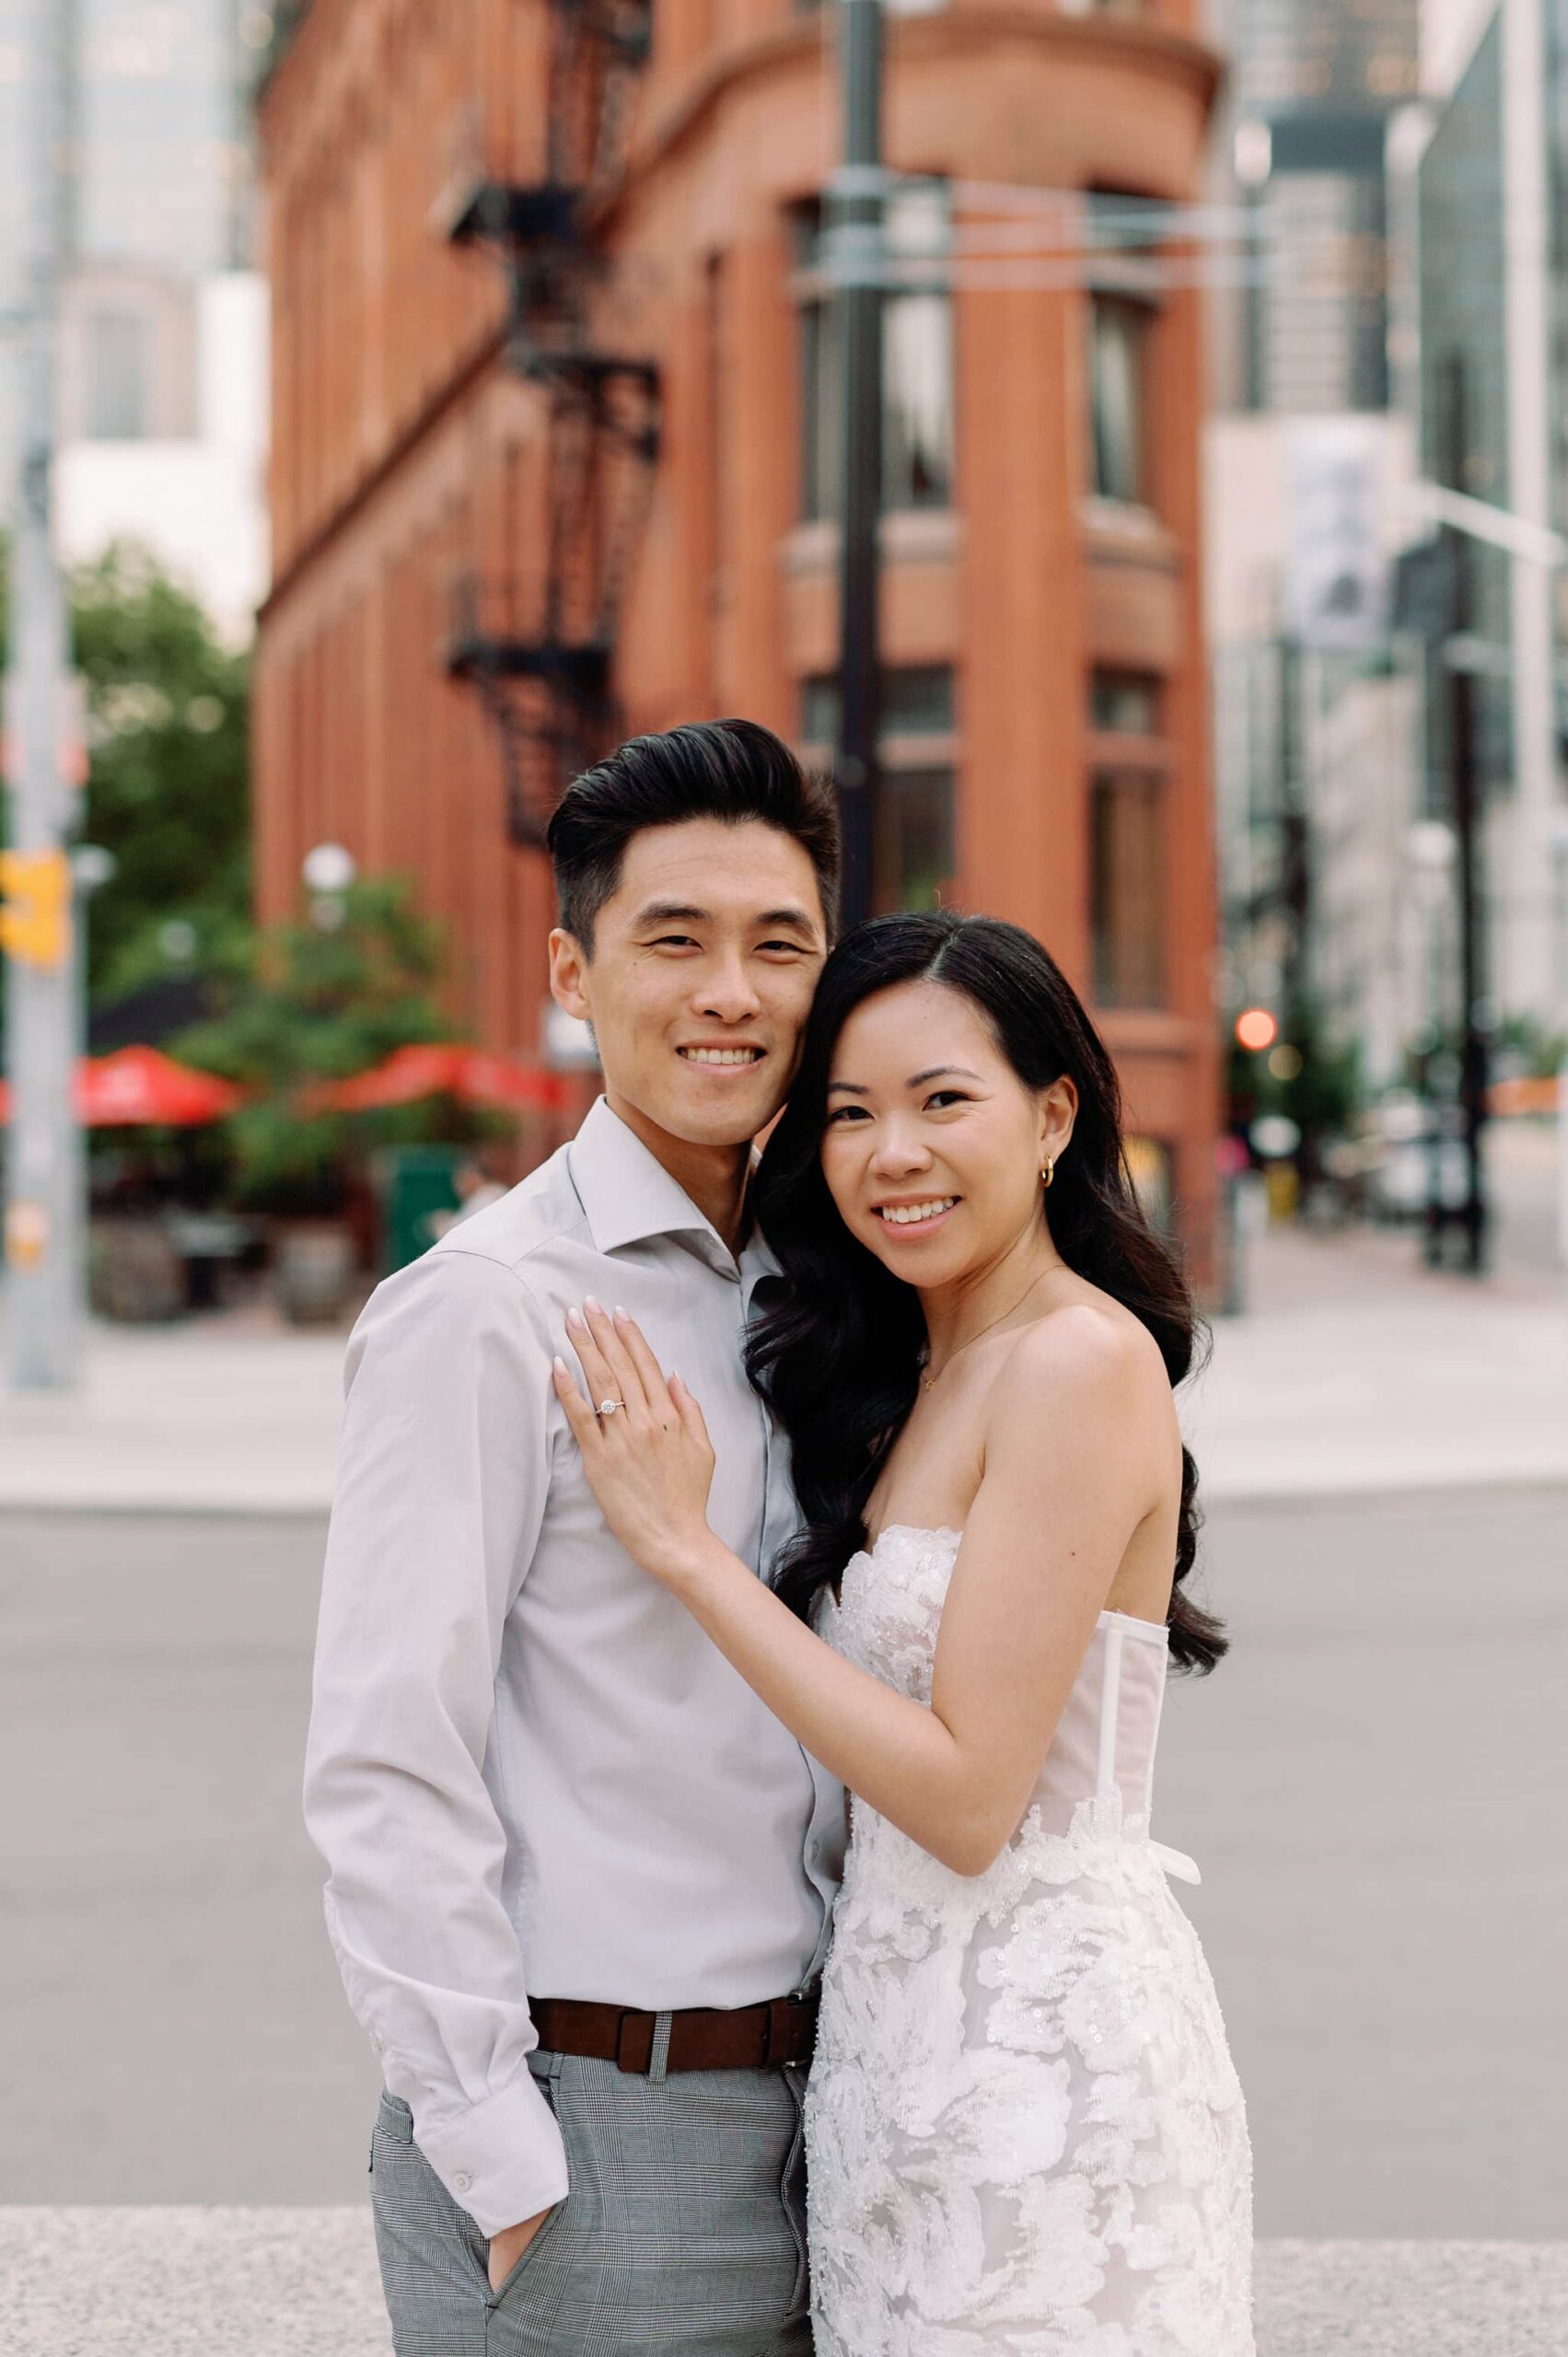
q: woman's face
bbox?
[819,979,1072,1287]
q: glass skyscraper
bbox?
[1214,0,1421,413]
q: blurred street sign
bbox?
[1285,420,1388,651]
[1,672,89,790]
[0,848,72,970]
[1391,534,1459,644]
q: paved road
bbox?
[2,1492,1563,2234]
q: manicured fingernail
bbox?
[566,1306,585,1327]
[552,1355,567,1374]
[585,1295,603,1315]
[613,1305,628,1321]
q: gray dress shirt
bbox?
[304,1097,845,2235]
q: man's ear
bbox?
[549,926,592,1023]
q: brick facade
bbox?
[256,0,1223,1270]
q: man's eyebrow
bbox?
[630,901,819,931]
[633,900,708,927]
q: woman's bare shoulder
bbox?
[972,1292,1173,1466]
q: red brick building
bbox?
[255,0,1223,1266]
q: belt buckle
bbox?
[614,2010,655,2074]
[768,1985,810,2067]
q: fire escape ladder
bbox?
[447,0,659,848]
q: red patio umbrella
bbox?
[0,1046,245,1128]
[306,1044,567,1116]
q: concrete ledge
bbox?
[3,2212,1564,2357]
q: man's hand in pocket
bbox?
[487,2206,555,2293]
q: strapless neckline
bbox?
[856,1522,1169,1643]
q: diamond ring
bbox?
[598,1397,623,1418]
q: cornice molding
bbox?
[601,6,1222,227]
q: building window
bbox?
[1087,293,1150,505]
[796,180,953,520]
[801,664,954,743]
[1090,769,1165,1005]
[85,309,148,439]
[800,664,957,911]
[877,766,954,914]
[1123,1135,1174,1235]
[1088,667,1167,1007]
[1090,668,1163,734]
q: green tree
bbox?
[0,536,250,1007]
[176,876,493,1213]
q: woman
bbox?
[553,911,1253,2354]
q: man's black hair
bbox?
[546,717,842,950]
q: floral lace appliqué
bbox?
[807,1526,1253,2356]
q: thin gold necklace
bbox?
[919,1264,1062,1393]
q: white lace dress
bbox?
[807,1525,1253,2356]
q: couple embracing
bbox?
[305,718,1253,2356]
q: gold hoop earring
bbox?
[1041,1155,1055,1190]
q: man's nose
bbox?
[694,957,761,1024]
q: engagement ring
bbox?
[598,1398,623,1418]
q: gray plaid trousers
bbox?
[370,2048,814,2355]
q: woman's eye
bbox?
[825,1105,869,1126]
[925,1090,969,1110]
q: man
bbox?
[305,718,846,2356]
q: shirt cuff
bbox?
[413,2068,571,2237]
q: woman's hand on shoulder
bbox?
[553,1300,717,1588]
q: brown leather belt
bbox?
[530,1988,819,2074]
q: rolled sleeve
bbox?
[304,1245,568,2234]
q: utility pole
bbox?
[3,0,83,1390]
[1446,594,1489,1273]
[830,0,884,930]
[1441,353,1489,1277]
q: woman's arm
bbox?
[556,1300,1170,1876]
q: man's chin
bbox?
[664,1082,786,1151]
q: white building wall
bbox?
[52,272,268,644]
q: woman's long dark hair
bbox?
[748,911,1225,1673]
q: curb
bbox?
[0,2214,1563,2357]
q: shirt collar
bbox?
[569,1096,756,1277]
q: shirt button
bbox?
[453,2171,473,2193]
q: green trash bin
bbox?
[376,1145,464,1273]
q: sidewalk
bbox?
[1185,1220,1568,1502]
[1,1224,1564,1514]
[0,1300,346,1514]
[2,2210,1563,2357]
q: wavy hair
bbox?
[748,911,1225,1673]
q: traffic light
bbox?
[0,848,73,970]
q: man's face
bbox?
[549,819,829,1151]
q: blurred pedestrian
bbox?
[426,1155,508,1242]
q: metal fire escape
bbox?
[446,0,660,848]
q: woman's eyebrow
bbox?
[825,1080,867,1096]
[907,1065,983,1087]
